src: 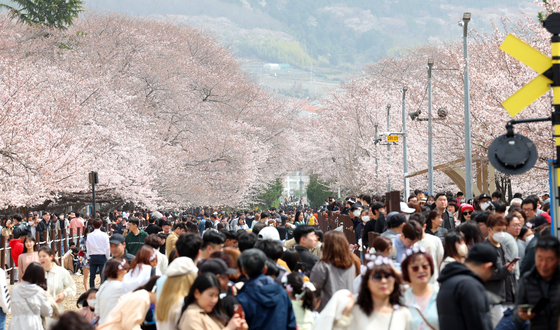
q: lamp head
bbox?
[463,12,471,21]
[402,86,408,93]
[387,104,391,110]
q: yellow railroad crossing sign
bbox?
[500,34,553,117]
[387,135,399,142]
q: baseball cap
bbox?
[109,234,125,245]
[400,202,415,214]
[466,243,498,267]
[478,193,491,200]
[199,258,237,275]
[258,227,280,241]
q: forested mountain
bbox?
[81,0,536,68]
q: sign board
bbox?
[387,135,399,142]
[500,34,553,117]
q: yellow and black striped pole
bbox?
[544,13,560,236]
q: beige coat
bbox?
[178,304,225,330]
[97,290,151,330]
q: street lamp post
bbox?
[401,86,409,198]
[427,59,434,195]
[461,13,473,201]
[374,124,379,194]
[386,104,391,192]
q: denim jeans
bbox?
[0,308,6,330]
[89,255,107,289]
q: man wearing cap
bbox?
[541,192,550,205]
[380,212,406,241]
[435,193,455,230]
[199,258,240,317]
[437,243,497,330]
[100,233,135,283]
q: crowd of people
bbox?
[0,189,557,330]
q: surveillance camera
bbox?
[458,21,464,27]
[437,108,447,119]
[409,111,420,121]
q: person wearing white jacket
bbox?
[122,245,162,294]
[9,262,53,330]
[39,247,76,329]
[0,268,9,330]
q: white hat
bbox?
[165,257,197,277]
[258,227,280,241]
[400,202,416,214]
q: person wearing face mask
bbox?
[349,202,363,233]
[483,214,517,328]
[440,232,468,271]
[354,208,369,247]
[77,288,98,325]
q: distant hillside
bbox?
[81,0,536,68]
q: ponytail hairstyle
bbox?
[282,272,317,311]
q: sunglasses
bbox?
[369,273,395,281]
[410,263,430,272]
[462,211,473,216]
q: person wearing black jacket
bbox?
[514,236,560,330]
[437,243,497,330]
[145,218,162,235]
[364,203,384,246]
[293,225,319,275]
[36,213,50,243]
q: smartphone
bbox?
[233,304,243,318]
[518,304,533,313]
[510,257,521,264]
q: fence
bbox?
[0,219,149,284]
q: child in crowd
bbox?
[77,289,98,325]
[282,272,320,330]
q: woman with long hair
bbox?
[401,248,439,330]
[18,235,39,282]
[38,246,76,327]
[425,210,448,243]
[122,245,162,293]
[440,232,468,272]
[457,204,474,223]
[294,211,305,226]
[309,231,356,312]
[458,221,484,249]
[96,258,129,325]
[178,273,247,330]
[10,262,53,330]
[335,254,413,330]
[156,257,197,330]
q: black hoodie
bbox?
[437,261,493,330]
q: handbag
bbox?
[407,305,437,330]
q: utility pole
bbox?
[461,13,473,201]
[374,124,379,194]
[401,87,409,198]
[427,59,434,195]
[386,104,391,192]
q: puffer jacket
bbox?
[9,282,52,330]
[514,265,560,330]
